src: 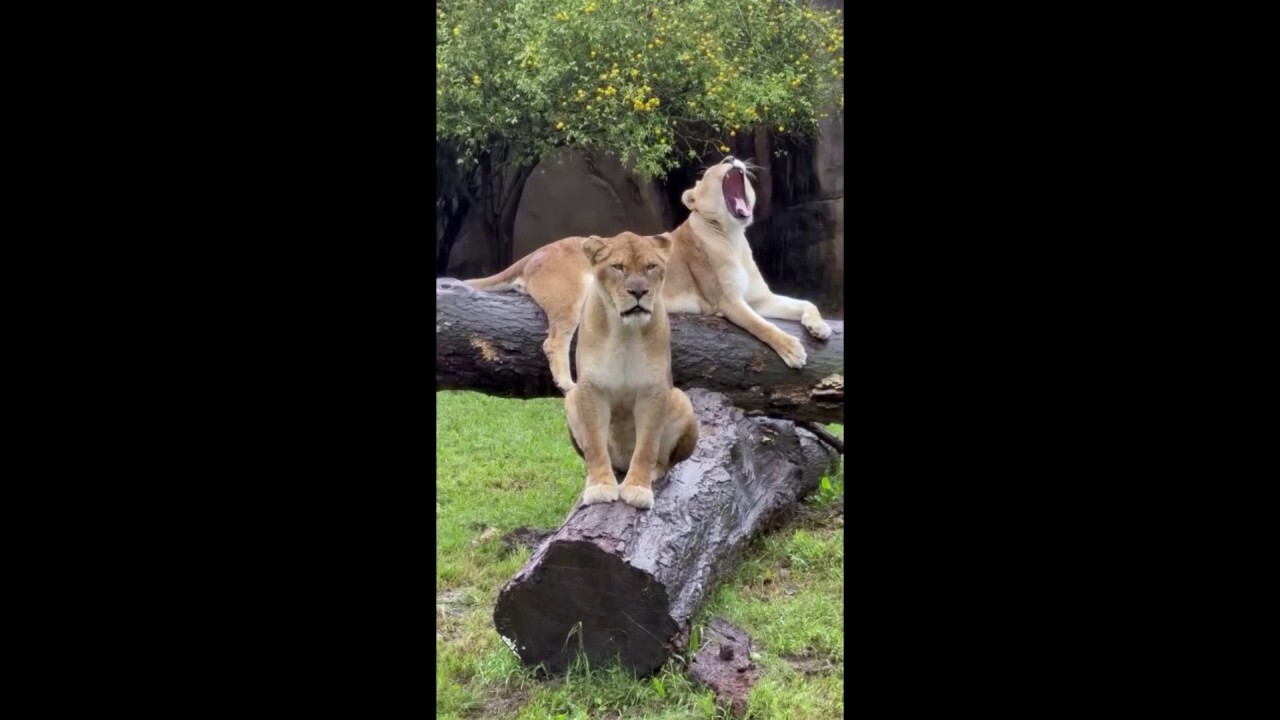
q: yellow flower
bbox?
[720,145,730,152]
[557,121,565,130]
[472,75,481,85]
[586,104,592,110]
[777,125,784,131]
[729,130,735,137]
[452,26,460,36]
[591,51,596,58]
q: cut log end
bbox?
[493,538,679,676]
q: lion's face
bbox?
[682,156,757,228]
[582,232,673,327]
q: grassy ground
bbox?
[437,390,844,719]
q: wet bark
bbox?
[492,389,840,676]
[436,279,844,425]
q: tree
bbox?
[435,0,845,272]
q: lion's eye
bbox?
[611,263,624,271]
[646,264,657,271]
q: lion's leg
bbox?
[749,294,832,340]
[618,389,670,510]
[527,280,588,394]
[565,385,619,505]
[719,297,808,369]
[658,388,698,472]
[607,411,635,477]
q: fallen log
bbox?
[436,278,844,425]
[492,389,841,676]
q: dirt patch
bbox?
[500,526,555,556]
[781,650,841,677]
[688,617,761,717]
[437,589,472,641]
[790,498,844,526]
[464,686,531,719]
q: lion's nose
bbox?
[628,288,648,299]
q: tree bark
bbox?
[492,389,840,676]
[436,279,845,425]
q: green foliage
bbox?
[436,0,844,179]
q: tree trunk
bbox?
[436,196,471,272]
[479,152,503,276]
[492,389,840,676]
[436,279,845,425]
[497,163,534,268]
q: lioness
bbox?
[565,231,698,510]
[466,157,832,392]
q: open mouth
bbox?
[621,306,651,317]
[723,167,752,219]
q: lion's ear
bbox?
[648,233,672,261]
[681,189,696,210]
[582,235,607,263]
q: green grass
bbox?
[437,390,844,719]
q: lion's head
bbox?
[582,231,673,326]
[681,156,757,228]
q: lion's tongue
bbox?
[724,168,750,218]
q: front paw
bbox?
[556,378,576,394]
[773,334,807,369]
[582,482,620,505]
[618,482,654,509]
[802,312,832,340]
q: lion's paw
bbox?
[619,483,654,510]
[774,334,807,369]
[803,315,832,340]
[581,483,619,505]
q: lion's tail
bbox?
[464,254,532,292]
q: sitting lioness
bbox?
[466,157,832,392]
[565,231,698,509]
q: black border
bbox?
[70,4,1198,715]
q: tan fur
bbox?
[563,232,698,509]
[464,157,832,391]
